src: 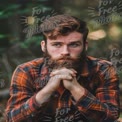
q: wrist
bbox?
[35,87,53,106]
[70,84,85,101]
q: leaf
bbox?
[0,34,7,39]
[0,11,4,16]
[5,4,20,11]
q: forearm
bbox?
[70,84,85,101]
[72,88,119,121]
[35,86,53,105]
[6,94,39,122]
[69,66,120,121]
[6,90,53,122]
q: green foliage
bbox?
[20,36,43,49]
[0,4,21,18]
[0,34,7,39]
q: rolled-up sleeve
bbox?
[73,65,120,122]
[5,66,47,122]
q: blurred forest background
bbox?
[0,0,122,121]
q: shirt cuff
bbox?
[22,94,41,117]
[72,89,96,112]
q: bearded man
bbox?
[5,15,120,122]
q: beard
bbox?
[43,48,86,73]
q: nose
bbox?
[61,46,70,55]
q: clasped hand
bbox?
[45,68,81,93]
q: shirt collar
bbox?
[80,56,96,77]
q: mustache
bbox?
[57,56,72,60]
[56,56,81,61]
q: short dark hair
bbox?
[40,14,89,42]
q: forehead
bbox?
[47,31,83,43]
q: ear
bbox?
[85,41,88,51]
[40,40,46,52]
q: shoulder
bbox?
[87,56,113,67]
[87,56,115,72]
[87,56,118,81]
[15,58,44,73]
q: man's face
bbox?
[41,31,85,70]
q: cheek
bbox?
[47,46,61,58]
[48,48,61,54]
[70,48,83,55]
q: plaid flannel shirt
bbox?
[5,56,120,122]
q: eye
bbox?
[52,43,62,48]
[69,43,80,48]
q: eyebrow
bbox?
[50,40,82,44]
[68,41,82,44]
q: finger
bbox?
[50,70,59,76]
[59,74,72,80]
[54,74,73,80]
[70,68,77,73]
[67,69,77,77]
[64,68,77,76]
[61,68,77,76]
[50,68,76,77]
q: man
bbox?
[5,14,120,122]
